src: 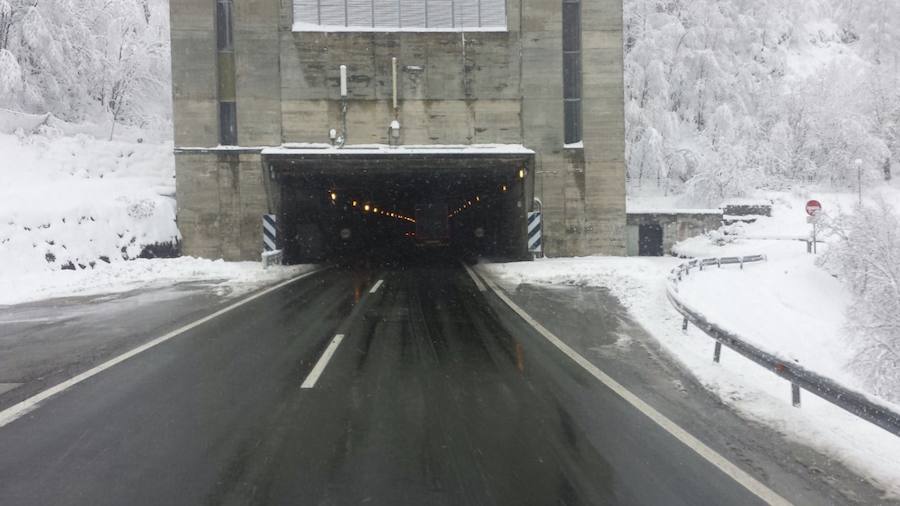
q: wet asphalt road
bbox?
[0,264,873,505]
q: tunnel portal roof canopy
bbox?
[263,143,535,176]
[262,143,534,157]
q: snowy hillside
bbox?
[624,0,899,205]
[0,111,179,275]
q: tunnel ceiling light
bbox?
[519,168,526,179]
[352,200,358,207]
[373,207,379,213]
[330,192,337,201]
[501,184,508,192]
[364,204,370,212]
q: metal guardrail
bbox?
[667,255,900,437]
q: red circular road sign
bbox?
[806,200,822,216]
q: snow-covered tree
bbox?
[623,0,900,199]
[0,0,170,130]
[820,199,900,403]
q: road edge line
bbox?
[460,262,487,292]
[0,266,328,430]
[468,265,792,506]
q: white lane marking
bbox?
[0,318,57,324]
[369,279,385,294]
[470,267,792,506]
[0,268,326,430]
[460,262,487,292]
[300,334,345,389]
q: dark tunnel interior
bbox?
[270,155,532,266]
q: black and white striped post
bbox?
[263,214,278,252]
[261,214,283,268]
[528,198,543,259]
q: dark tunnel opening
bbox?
[267,150,534,267]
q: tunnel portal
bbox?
[264,145,535,265]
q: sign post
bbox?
[805,200,822,254]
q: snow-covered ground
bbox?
[479,188,900,497]
[0,257,314,306]
[0,111,310,306]
[0,117,179,275]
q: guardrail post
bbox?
[791,383,801,407]
[667,253,900,436]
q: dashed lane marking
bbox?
[467,265,793,506]
[300,334,346,389]
[369,279,385,294]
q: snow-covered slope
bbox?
[624,0,899,205]
[0,125,178,276]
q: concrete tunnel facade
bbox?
[169,0,626,261]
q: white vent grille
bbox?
[293,0,507,31]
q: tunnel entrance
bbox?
[264,145,535,265]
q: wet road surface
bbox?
[0,264,886,505]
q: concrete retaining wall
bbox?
[626,211,724,256]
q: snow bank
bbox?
[0,108,50,134]
[0,257,315,306]
[675,246,856,387]
[477,187,900,495]
[0,130,178,276]
[479,254,900,497]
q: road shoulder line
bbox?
[0,267,327,430]
[467,264,792,506]
[460,262,487,292]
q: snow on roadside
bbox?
[478,250,900,497]
[0,128,178,275]
[0,117,312,307]
[674,241,860,389]
[0,257,316,306]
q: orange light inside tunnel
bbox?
[330,192,337,201]
[364,204,371,212]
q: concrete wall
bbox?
[170,0,218,147]
[626,212,724,256]
[175,153,272,260]
[171,0,626,260]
